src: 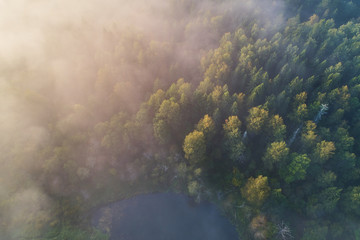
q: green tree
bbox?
[230,101,239,116]
[153,99,180,144]
[335,151,358,182]
[319,187,342,214]
[333,127,354,153]
[342,186,360,216]
[301,221,328,240]
[231,167,243,187]
[202,33,234,85]
[147,89,166,112]
[223,116,245,162]
[268,115,286,141]
[317,171,337,188]
[307,187,342,217]
[247,83,265,107]
[281,153,311,183]
[98,112,129,155]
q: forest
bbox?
[1,0,360,239]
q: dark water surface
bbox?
[92,193,239,240]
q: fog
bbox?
[93,193,239,240]
[0,0,285,238]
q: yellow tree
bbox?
[313,141,335,164]
[241,175,271,207]
[196,114,215,140]
[262,141,289,170]
[247,107,269,135]
[183,130,206,165]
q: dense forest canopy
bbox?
[1,0,360,239]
